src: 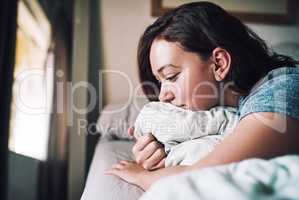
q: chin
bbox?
[188,104,212,111]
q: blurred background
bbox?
[0,0,298,200]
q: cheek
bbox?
[184,70,207,99]
[171,70,204,103]
[170,72,190,102]
[185,71,219,110]
[161,81,183,99]
[190,82,219,110]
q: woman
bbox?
[106,2,299,190]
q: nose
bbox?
[158,84,175,102]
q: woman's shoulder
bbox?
[250,66,299,91]
[238,66,299,121]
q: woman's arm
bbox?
[139,165,188,190]
[191,112,299,169]
[145,112,299,187]
[107,112,299,190]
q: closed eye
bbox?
[165,73,180,82]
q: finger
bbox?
[142,148,166,170]
[120,160,133,165]
[132,134,156,154]
[135,141,162,164]
[150,157,166,170]
[104,168,123,176]
[104,168,117,175]
[111,163,125,170]
[127,127,135,138]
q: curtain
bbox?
[41,10,72,200]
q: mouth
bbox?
[176,104,187,109]
[168,102,189,110]
[179,105,194,111]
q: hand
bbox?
[105,160,148,189]
[128,127,166,170]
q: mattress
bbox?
[81,139,144,200]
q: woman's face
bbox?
[149,39,219,111]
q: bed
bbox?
[81,43,299,200]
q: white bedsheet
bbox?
[140,155,299,200]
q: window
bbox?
[9,0,53,161]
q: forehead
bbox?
[149,39,184,72]
[150,39,183,55]
[149,39,207,75]
[150,39,183,62]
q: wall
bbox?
[99,0,154,104]
[249,23,299,48]
[99,0,299,104]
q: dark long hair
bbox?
[137,2,298,101]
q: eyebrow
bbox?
[157,64,180,73]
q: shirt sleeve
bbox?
[238,72,299,122]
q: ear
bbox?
[210,47,231,81]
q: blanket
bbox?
[134,102,238,166]
[140,155,299,200]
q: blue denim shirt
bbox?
[238,67,299,121]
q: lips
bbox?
[176,104,187,109]
[169,102,188,110]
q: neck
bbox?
[222,86,246,107]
